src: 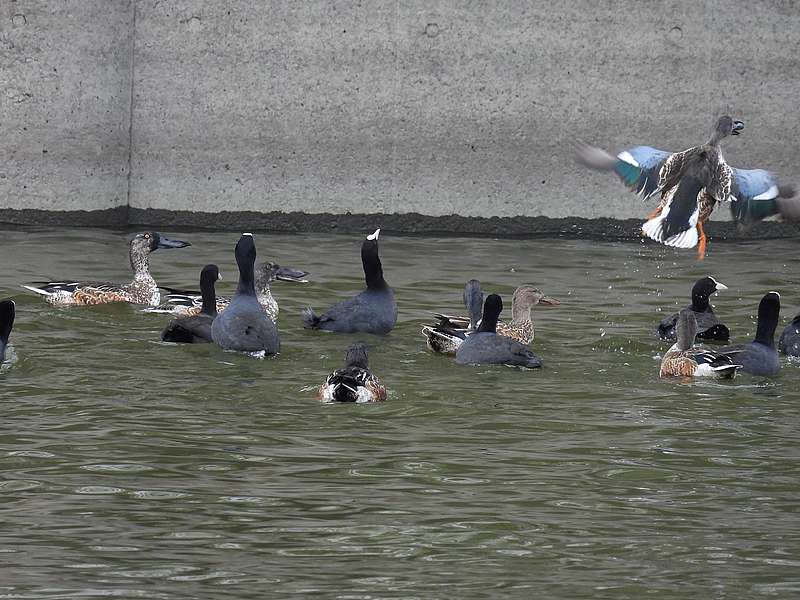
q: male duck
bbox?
[659,309,741,379]
[23,232,190,306]
[719,292,781,376]
[423,281,559,354]
[211,234,280,355]
[303,229,397,334]
[149,262,308,321]
[455,294,542,368]
[161,264,220,344]
[0,299,15,363]
[576,116,796,259]
[318,342,387,403]
[778,310,800,357]
[657,276,730,342]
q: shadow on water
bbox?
[1,228,799,598]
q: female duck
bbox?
[657,276,729,342]
[150,262,308,321]
[576,116,796,259]
[719,292,781,376]
[161,264,220,344]
[659,309,741,379]
[0,299,15,363]
[211,234,280,355]
[423,282,559,354]
[303,229,397,334]
[455,294,542,368]
[318,343,387,403]
[23,232,190,306]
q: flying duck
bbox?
[659,309,741,379]
[211,234,280,355]
[657,276,730,342]
[318,342,387,403]
[423,282,559,354]
[778,311,800,357]
[0,299,15,363]
[718,292,781,376]
[23,232,190,306]
[161,264,220,344]
[576,116,796,259]
[303,229,397,335]
[148,262,308,321]
[455,294,543,368]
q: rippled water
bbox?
[1,227,800,599]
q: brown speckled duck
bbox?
[422,281,559,354]
[23,232,190,306]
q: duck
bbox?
[0,299,15,363]
[318,342,387,403]
[22,232,190,306]
[161,264,220,344]
[659,309,741,379]
[718,292,781,376]
[211,234,280,355]
[657,276,730,342]
[147,262,308,321]
[423,282,559,354]
[303,229,397,334]
[778,311,800,357]
[455,294,542,368]
[575,116,796,259]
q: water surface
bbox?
[1,228,799,599]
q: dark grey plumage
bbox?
[0,299,15,363]
[658,276,729,342]
[303,229,397,335]
[455,294,542,368]
[778,313,800,357]
[212,234,280,355]
[718,292,781,376]
[161,264,219,344]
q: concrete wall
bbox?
[2,1,799,230]
[0,0,133,213]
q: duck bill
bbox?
[731,120,744,136]
[157,236,191,249]
[539,296,561,306]
[275,266,309,283]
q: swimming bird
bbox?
[303,229,397,334]
[575,116,796,259]
[455,294,543,368]
[161,264,220,344]
[657,276,730,342]
[423,282,559,354]
[211,234,280,355]
[147,262,308,321]
[659,309,741,379]
[0,299,15,363]
[718,292,781,376]
[22,232,190,306]
[778,311,800,357]
[318,342,387,403]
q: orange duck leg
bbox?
[696,220,707,260]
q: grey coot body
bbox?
[303,229,397,335]
[779,313,800,357]
[161,265,220,344]
[719,292,781,376]
[455,294,542,368]
[0,300,15,363]
[212,234,280,355]
[658,277,729,342]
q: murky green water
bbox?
[1,227,799,599]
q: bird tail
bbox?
[710,363,741,379]
[642,212,699,248]
[421,325,463,355]
[302,306,321,329]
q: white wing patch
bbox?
[753,185,779,200]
